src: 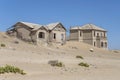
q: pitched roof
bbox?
[81,24,106,31]
[13,21,66,31]
[46,22,60,30]
[20,22,43,29]
[71,24,106,31]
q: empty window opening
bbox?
[105,42,107,47]
[80,31,82,37]
[94,42,96,46]
[97,33,99,36]
[53,33,56,39]
[39,32,45,38]
[61,34,64,40]
[101,42,104,47]
[94,31,96,37]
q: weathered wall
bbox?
[31,31,37,42]
[15,25,32,41]
[70,30,79,41]
[49,24,66,43]
[37,29,49,42]
[93,30,106,37]
[93,30,108,48]
[78,30,83,42]
[82,30,93,45]
[96,40,100,48]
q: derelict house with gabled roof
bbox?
[7,22,66,45]
[70,24,108,49]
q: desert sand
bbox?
[0,32,120,80]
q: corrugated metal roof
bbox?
[20,22,42,28]
[81,24,106,31]
[20,22,43,31]
[71,24,106,31]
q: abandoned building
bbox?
[7,22,66,45]
[70,24,108,49]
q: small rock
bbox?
[90,48,94,52]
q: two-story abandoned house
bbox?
[70,24,108,49]
[7,22,66,45]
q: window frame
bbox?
[38,32,45,39]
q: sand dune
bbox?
[0,32,120,80]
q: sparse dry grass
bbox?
[78,62,89,67]
[76,55,84,59]
[0,65,26,75]
[48,60,65,67]
[0,43,6,47]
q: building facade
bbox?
[70,24,108,49]
[7,22,66,45]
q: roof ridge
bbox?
[46,22,60,30]
[21,21,42,26]
[88,24,93,29]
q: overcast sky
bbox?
[0,0,120,49]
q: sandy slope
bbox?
[0,32,120,80]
